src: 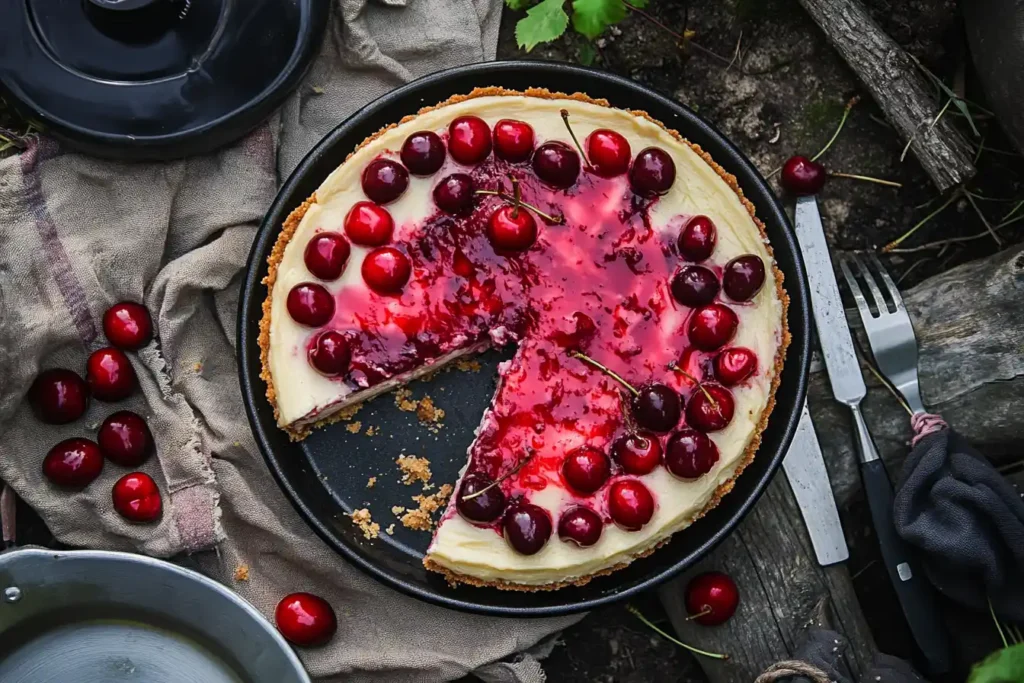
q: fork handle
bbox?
[861,458,952,676]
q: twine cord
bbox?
[910,411,948,447]
[755,660,833,683]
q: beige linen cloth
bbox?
[0,0,582,680]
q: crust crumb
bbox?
[345,420,362,434]
[365,425,377,436]
[392,505,407,515]
[385,524,395,535]
[350,508,380,539]
[400,484,453,531]
[456,359,481,373]
[395,387,418,412]
[416,396,445,431]
[233,564,250,582]
[397,455,432,485]
[337,403,363,421]
[366,476,376,489]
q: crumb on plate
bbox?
[351,508,380,539]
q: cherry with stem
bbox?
[560,109,593,171]
[461,453,534,502]
[475,180,563,224]
[568,350,639,396]
[667,361,719,411]
[626,605,729,660]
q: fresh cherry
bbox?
[586,129,631,177]
[688,304,738,351]
[29,369,89,424]
[103,302,153,350]
[433,173,475,215]
[670,265,720,308]
[685,571,739,626]
[629,147,676,197]
[503,503,552,555]
[344,202,394,247]
[558,506,603,547]
[487,205,537,252]
[612,431,663,475]
[714,347,757,386]
[286,283,335,327]
[304,233,351,280]
[361,158,409,204]
[608,479,655,531]
[400,131,446,176]
[308,330,351,376]
[43,438,103,488]
[781,155,826,196]
[86,347,136,401]
[665,428,719,479]
[275,592,338,647]
[562,446,611,494]
[112,472,162,522]
[361,246,412,294]
[493,119,535,163]
[532,142,581,189]
[722,255,766,302]
[98,410,153,467]
[456,472,507,524]
[448,116,492,165]
[678,215,717,262]
[630,383,681,433]
[686,383,735,432]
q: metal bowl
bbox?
[0,548,309,683]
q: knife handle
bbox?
[861,458,952,676]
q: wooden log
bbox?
[796,0,976,192]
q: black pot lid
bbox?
[0,0,330,160]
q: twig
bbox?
[902,98,953,163]
[965,192,1003,246]
[726,31,743,71]
[990,599,1009,649]
[1001,200,1024,222]
[895,257,930,286]
[885,213,1024,254]
[811,96,860,163]
[828,172,902,188]
[624,3,737,70]
[882,191,960,252]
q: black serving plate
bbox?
[237,61,811,617]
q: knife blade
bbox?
[782,402,848,565]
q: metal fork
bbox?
[839,252,925,414]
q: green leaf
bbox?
[970,644,1024,683]
[571,0,627,40]
[505,0,533,11]
[515,0,570,51]
[577,42,598,66]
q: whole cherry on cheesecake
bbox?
[629,147,676,197]
[400,131,446,176]
[456,472,507,524]
[308,330,351,376]
[433,173,476,215]
[722,255,766,302]
[678,215,717,262]
[344,202,394,247]
[685,571,739,626]
[532,142,581,189]
[612,430,662,475]
[562,446,611,494]
[487,205,538,252]
[304,233,351,280]
[631,383,682,433]
[688,303,738,351]
[714,347,757,386]
[286,283,335,327]
[86,347,137,401]
[586,129,631,177]
[671,265,720,308]
[780,155,826,196]
[98,410,153,467]
[362,246,412,294]
[112,472,162,522]
[608,479,655,531]
[29,368,89,424]
[275,592,338,647]
[685,383,735,432]
[361,158,409,204]
[493,119,535,163]
[448,116,492,165]
[43,438,103,488]
[503,503,552,555]
[558,506,603,547]
[665,428,719,479]
[103,302,153,350]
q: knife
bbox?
[794,195,951,676]
[782,402,848,566]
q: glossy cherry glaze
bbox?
[670,265,720,308]
[722,254,766,302]
[86,347,137,401]
[98,410,153,467]
[685,383,735,432]
[558,506,603,547]
[532,142,580,188]
[608,479,655,530]
[344,202,394,247]
[112,472,162,522]
[665,428,719,479]
[448,116,492,165]
[780,155,826,196]
[103,302,153,350]
[275,592,338,646]
[688,304,738,351]
[487,205,538,252]
[562,446,611,494]
[611,430,662,475]
[493,119,535,163]
[629,147,675,197]
[29,369,89,424]
[400,131,446,176]
[304,233,351,280]
[677,215,717,262]
[586,129,631,177]
[308,330,351,376]
[714,347,757,385]
[685,571,740,625]
[287,283,335,327]
[504,503,552,555]
[361,247,412,294]
[361,158,409,204]
[43,438,103,488]
[456,472,507,524]
[433,173,476,215]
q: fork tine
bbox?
[867,252,905,311]
[849,253,890,315]
[838,255,876,321]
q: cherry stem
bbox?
[811,96,860,163]
[881,190,959,252]
[685,606,713,622]
[569,351,639,397]
[560,109,592,170]
[461,454,534,501]
[474,190,564,224]
[827,171,902,188]
[626,605,729,660]
[510,175,522,219]
[668,362,719,410]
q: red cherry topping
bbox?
[400,131,446,176]
[286,283,335,327]
[493,119,535,163]
[612,431,662,475]
[43,438,103,488]
[456,472,507,524]
[722,255,766,302]
[714,347,757,385]
[562,446,611,494]
[558,507,603,547]
[98,410,153,467]
[361,159,409,204]
[29,369,89,424]
[486,205,538,252]
[608,479,655,531]
[275,592,338,647]
[532,141,581,189]
[685,383,735,432]
[361,246,411,294]
[665,428,719,479]
[685,571,739,625]
[103,302,153,350]
[630,383,681,433]
[86,347,136,402]
[688,304,738,351]
[678,215,717,262]
[112,472,162,522]
[433,173,475,215]
[308,331,351,376]
[551,311,596,351]
[586,129,631,177]
[780,155,826,196]
[503,503,552,555]
[304,233,351,280]
[448,116,492,165]
[629,147,676,197]
[343,202,394,247]
[670,265,720,308]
